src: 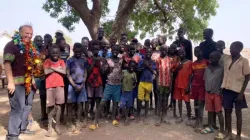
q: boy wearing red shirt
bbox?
[43,45,66,137]
[190,47,209,129]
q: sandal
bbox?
[112,120,119,127]
[214,132,225,140]
[194,128,203,133]
[130,115,135,120]
[201,127,214,134]
[89,124,98,130]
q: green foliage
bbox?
[102,20,138,40]
[131,0,218,41]
[43,0,218,41]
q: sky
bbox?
[0,0,249,47]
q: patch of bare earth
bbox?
[0,86,250,140]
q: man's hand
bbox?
[7,82,15,95]
[236,93,244,103]
[184,87,190,95]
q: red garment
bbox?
[87,57,103,87]
[175,60,192,89]
[140,48,146,56]
[43,59,65,89]
[205,92,222,112]
[191,59,209,86]
[173,88,190,102]
[156,56,173,86]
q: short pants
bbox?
[87,86,103,98]
[222,89,248,109]
[138,82,153,101]
[102,84,121,102]
[120,91,133,108]
[205,92,222,112]
[132,86,138,99]
[173,87,190,102]
[68,84,87,103]
[191,85,205,101]
[158,86,170,95]
[46,87,65,107]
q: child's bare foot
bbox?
[162,119,171,125]
[175,118,183,124]
[143,118,149,125]
[155,120,161,126]
[173,113,178,118]
[55,125,62,135]
[235,135,241,140]
[45,126,52,137]
[135,117,140,123]
[82,120,87,128]
[68,124,75,132]
[124,119,129,126]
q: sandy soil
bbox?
[0,87,250,140]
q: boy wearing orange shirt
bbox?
[173,48,192,124]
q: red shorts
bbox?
[173,88,190,102]
[205,92,222,112]
[191,85,205,101]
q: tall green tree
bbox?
[43,0,218,41]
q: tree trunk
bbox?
[110,0,137,40]
[67,0,101,40]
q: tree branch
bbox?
[153,0,170,23]
[67,0,100,39]
[110,0,137,39]
[92,0,101,19]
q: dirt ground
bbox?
[0,87,250,140]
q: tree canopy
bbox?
[43,0,218,41]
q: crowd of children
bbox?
[32,28,249,140]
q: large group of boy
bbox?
[4,25,249,140]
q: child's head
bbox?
[73,43,83,58]
[169,43,177,56]
[128,45,136,57]
[109,37,117,46]
[145,47,153,59]
[144,39,151,48]
[160,45,168,57]
[151,38,158,49]
[112,45,120,58]
[203,28,213,40]
[177,28,186,39]
[230,41,243,57]
[177,48,186,59]
[158,35,167,46]
[90,40,100,57]
[209,51,221,66]
[128,60,137,73]
[216,40,225,53]
[49,44,60,62]
[194,46,202,59]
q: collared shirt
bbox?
[221,56,250,93]
[156,56,173,86]
[204,65,224,95]
[3,41,26,85]
[219,53,229,67]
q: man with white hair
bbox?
[4,25,38,140]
